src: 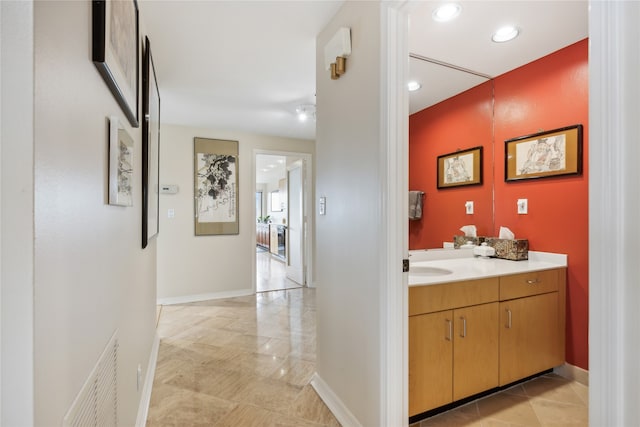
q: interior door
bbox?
[286,160,304,285]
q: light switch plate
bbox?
[517,199,528,214]
[319,197,326,215]
[465,201,474,215]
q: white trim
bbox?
[589,1,640,425]
[554,363,589,387]
[380,2,410,427]
[310,373,362,427]
[157,288,253,306]
[135,334,160,427]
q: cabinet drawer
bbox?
[499,269,561,300]
[409,278,499,316]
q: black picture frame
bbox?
[436,146,483,189]
[142,36,160,248]
[92,0,139,127]
[504,124,583,182]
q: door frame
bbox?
[252,149,313,292]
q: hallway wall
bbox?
[157,123,314,301]
[33,2,157,424]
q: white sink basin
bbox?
[410,266,453,276]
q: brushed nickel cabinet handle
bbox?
[506,309,512,329]
[445,319,452,341]
[526,278,541,284]
[460,317,467,338]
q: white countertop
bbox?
[408,251,567,286]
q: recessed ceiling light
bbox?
[492,25,520,43]
[407,81,422,92]
[432,3,461,22]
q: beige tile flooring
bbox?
[256,248,303,293]
[149,286,588,426]
[147,288,339,426]
[410,373,588,426]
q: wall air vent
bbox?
[63,331,118,427]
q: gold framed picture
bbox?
[437,146,483,189]
[505,124,583,182]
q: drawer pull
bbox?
[505,309,512,329]
[460,317,467,338]
[526,278,541,284]
[445,319,452,341]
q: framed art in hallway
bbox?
[437,146,483,189]
[194,138,239,236]
[142,36,160,248]
[505,124,583,182]
[108,116,133,207]
[92,0,139,127]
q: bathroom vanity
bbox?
[408,251,567,419]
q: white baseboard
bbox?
[157,288,253,305]
[135,333,160,427]
[554,362,589,386]
[310,373,362,427]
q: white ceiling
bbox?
[140,1,588,141]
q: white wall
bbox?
[157,124,314,301]
[33,2,157,425]
[314,3,385,426]
[1,1,35,424]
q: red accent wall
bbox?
[409,39,589,370]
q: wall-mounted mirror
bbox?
[407,1,588,249]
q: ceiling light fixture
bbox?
[296,104,316,122]
[432,3,461,22]
[492,25,520,42]
[407,81,422,92]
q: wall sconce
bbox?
[324,27,351,80]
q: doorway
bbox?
[254,151,312,293]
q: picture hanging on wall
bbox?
[505,124,583,182]
[194,138,239,236]
[142,36,160,249]
[437,146,483,189]
[92,0,139,127]
[108,116,134,207]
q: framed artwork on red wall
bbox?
[437,146,483,189]
[505,124,583,182]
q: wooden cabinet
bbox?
[453,303,499,400]
[409,311,452,415]
[409,278,499,416]
[256,223,270,249]
[499,269,566,386]
[409,267,566,418]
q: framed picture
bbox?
[92,0,139,127]
[437,146,483,189]
[142,36,160,248]
[194,138,239,236]
[505,124,583,182]
[108,116,133,206]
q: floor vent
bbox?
[63,331,118,427]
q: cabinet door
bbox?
[409,311,453,416]
[499,292,561,385]
[453,302,499,400]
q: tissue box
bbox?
[453,235,486,248]
[484,238,529,261]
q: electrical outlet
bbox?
[465,201,474,215]
[517,199,528,214]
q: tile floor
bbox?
[148,287,588,426]
[147,288,339,426]
[256,248,303,293]
[410,373,588,426]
